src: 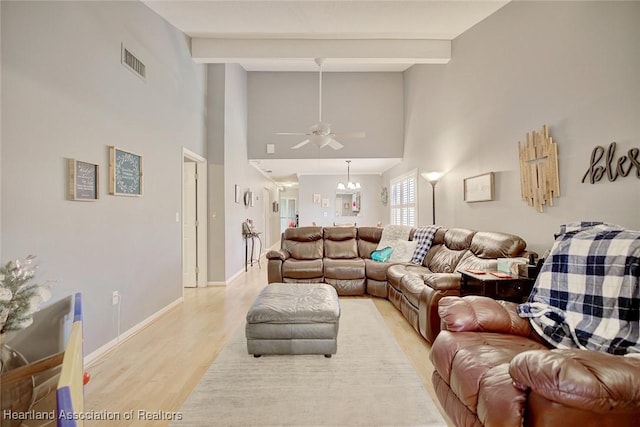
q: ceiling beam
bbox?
[191,38,451,70]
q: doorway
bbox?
[280,197,296,232]
[262,187,271,250]
[182,148,207,287]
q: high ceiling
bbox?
[144,0,510,71]
[143,1,511,183]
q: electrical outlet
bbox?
[112,291,119,305]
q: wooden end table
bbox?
[459,270,535,303]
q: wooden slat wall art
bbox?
[518,125,560,212]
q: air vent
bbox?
[121,44,146,80]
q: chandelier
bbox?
[336,160,361,192]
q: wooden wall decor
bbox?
[518,125,560,212]
[582,142,640,183]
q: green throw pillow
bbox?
[371,246,393,262]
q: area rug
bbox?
[171,299,447,426]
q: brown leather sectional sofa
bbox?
[267,225,527,343]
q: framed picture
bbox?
[234,185,240,204]
[313,193,321,204]
[68,159,99,201]
[109,146,143,196]
[272,201,279,213]
[464,172,495,202]
[321,198,329,208]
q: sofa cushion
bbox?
[422,229,476,273]
[364,258,392,281]
[469,231,527,259]
[324,227,358,259]
[399,273,427,308]
[377,224,413,250]
[423,245,468,273]
[387,264,431,290]
[388,239,418,263]
[283,226,324,260]
[370,247,392,262]
[282,258,323,280]
[357,227,383,258]
[323,258,365,280]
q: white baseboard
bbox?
[85,296,183,366]
[207,281,227,287]
[207,254,269,287]
[226,268,244,284]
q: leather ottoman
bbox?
[245,283,341,357]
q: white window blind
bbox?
[390,170,417,226]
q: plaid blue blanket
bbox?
[410,225,440,265]
[517,222,640,355]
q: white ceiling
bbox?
[143,0,511,183]
[144,0,511,71]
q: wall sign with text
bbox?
[582,142,640,184]
[109,146,143,196]
[68,159,99,201]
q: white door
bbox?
[280,197,296,231]
[182,162,197,287]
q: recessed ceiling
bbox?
[250,158,402,185]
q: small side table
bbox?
[243,231,262,272]
[459,270,535,303]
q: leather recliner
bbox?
[322,227,366,295]
[430,296,640,427]
[267,226,324,283]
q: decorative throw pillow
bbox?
[388,240,419,263]
[371,246,393,262]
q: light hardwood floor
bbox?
[84,261,453,426]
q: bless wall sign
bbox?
[582,142,640,184]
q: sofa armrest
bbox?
[422,272,461,291]
[438,295,533,336]
[266,249,289,261]
[509,349,640,413]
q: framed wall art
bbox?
[68,159,99,201]
[463,172,495,203]
[109,146,143,196]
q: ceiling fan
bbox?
[277,58,366,150]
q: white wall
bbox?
[298,174,385,227]
[1,1,206,353]
[206,64,279,282]
[223,64,275,279]
[384,0,640,254]
[0,3,3,261]
[247,71,404,160]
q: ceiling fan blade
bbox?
[324,138,344,150]
[333,131,366,139]
[291,139,311,149]
[277,132,309,136]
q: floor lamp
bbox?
[421,172,443,225]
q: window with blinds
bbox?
[390,170,417,226]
